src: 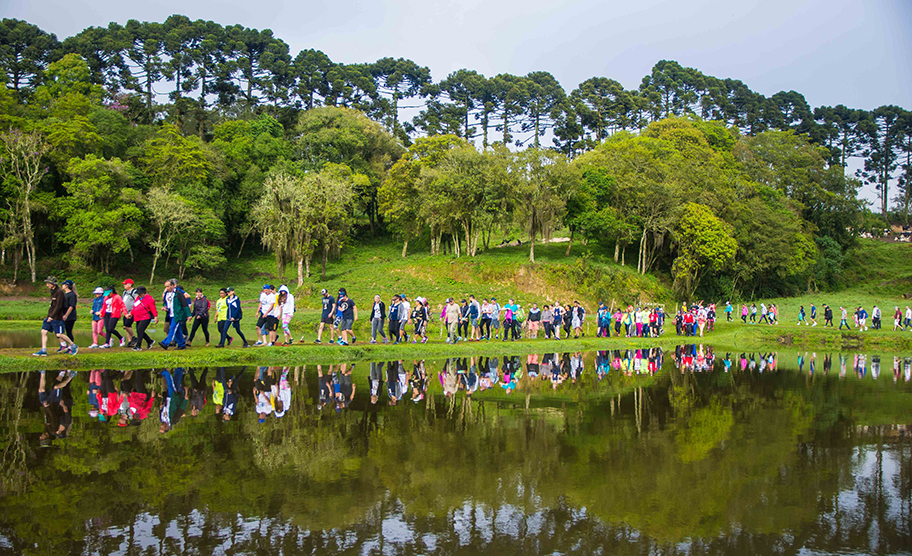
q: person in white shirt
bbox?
[398,295,411,343]
[256,285,276,346]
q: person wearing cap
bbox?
[490,297,501,339]
[411,297,429,343]
[389,295,402,343]
[369,294,387,344]
[254,285,276,346]
[121,279,138,347]
[130,286,158,350]
[336,289,357,345]
[398,295,410,343]
[34,276,78,356]
[89,287,105,348]
[307,288,337,344]
[222,287,249,347]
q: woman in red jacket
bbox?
[98,286,126,348]
[130,286,158,351]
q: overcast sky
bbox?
[6,0,912,203]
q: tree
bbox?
[894,112,912,223]
[0,129,48,282]
[252,166,356,283]
[296,106,402,234]
[489,74,528,145]
[672,203,737,299]
[522,71,565,147]
[369,57,431,140]
[510,148,578,263]
[0,19,60,100]
[56,155,143,272]
[857,105,905,217]
[380,135,467,257]
[292,48,334,109]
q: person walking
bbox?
[159,279,191,350]
[445,298,460,343]
[121,279,138,347]
[187,288,211,347]
[60,280,78,350]
[278,285,295,345]
[838,306,851,330]
[130,286,158,351]
[336,289,357,346]
[100,286,126,348]
[823,304,833,327]
[370,294,387,344]
[33,276,78,356]
[214,288,232,348]
[222,287,249,347]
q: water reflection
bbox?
[0,348,910,555]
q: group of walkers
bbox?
[725,301,912,332]
[34,271,909,358]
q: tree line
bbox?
[0,15,909,299]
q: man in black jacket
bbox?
[34,276,78,356]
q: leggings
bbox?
[92,319,104,344]
[458,320,469,338]
[481,317,492,338]
[104,314,123,345]
[543,322,554,339]
[219,319,247,346]
[134,319,155,347]
[188,317,210,343]
[64,320,76,342]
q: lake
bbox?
[1,347,910,555]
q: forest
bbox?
[1,15,911,299]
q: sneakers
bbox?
[314,339,322,344]
[266,342,274,347]
[32,349,47,357]
[99,343,110,349]
[120,338,126,347]
[67,370,77,378]
[369,339,377,344]
[422,337,428,343]
[133,346,142,351]
[351,335,357,345]
[242,343,250,348]
[56,345,68,353]
[282,341,292,346]
[253,341,264,347]
[70,344,78,355]
[215,344,224,349]
[88,343,99,349]
[228,336,233,346]
[159,341,169,350]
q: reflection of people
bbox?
[369,361,385,405]
[188,369,208,417]
[219,367,245,420]
[336,363,355,411]
[317,365,334,410]
[274,367,291,418]
[38,370,76,442]
[118,370,154,427]
[254,367,275,423]
[159,368,187,432]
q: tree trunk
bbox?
[529,232,536,263]
[305,253,312,279]
[297,257,304,286]
[402,239,408,258]
[150,250,160,286]
[565,230,574,256]
[614,241,620,263]
[321,245,329,279]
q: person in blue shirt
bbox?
[220,287,249,348]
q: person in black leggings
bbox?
[187,288,210,346]
[103,287,124,347]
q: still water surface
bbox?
[1,347,910,555]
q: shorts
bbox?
[471,317,478,328]
[491,318,500,329]
[42,319,65,334]
[264,316,279,332]
[340,318,354,331]
[39,388,62,405]
[322,315,335,325]
[256,316,266,328]
[123,317,135,327]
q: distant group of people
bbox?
[723,301,912,332]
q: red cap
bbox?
[123,279,134,285]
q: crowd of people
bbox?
[29,273,912,358]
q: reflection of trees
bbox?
[0,365,910,554]
[0,372,32,498]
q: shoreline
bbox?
[2,321,912,371]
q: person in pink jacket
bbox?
[130,286,158,351]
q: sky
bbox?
[5,0,912,203]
